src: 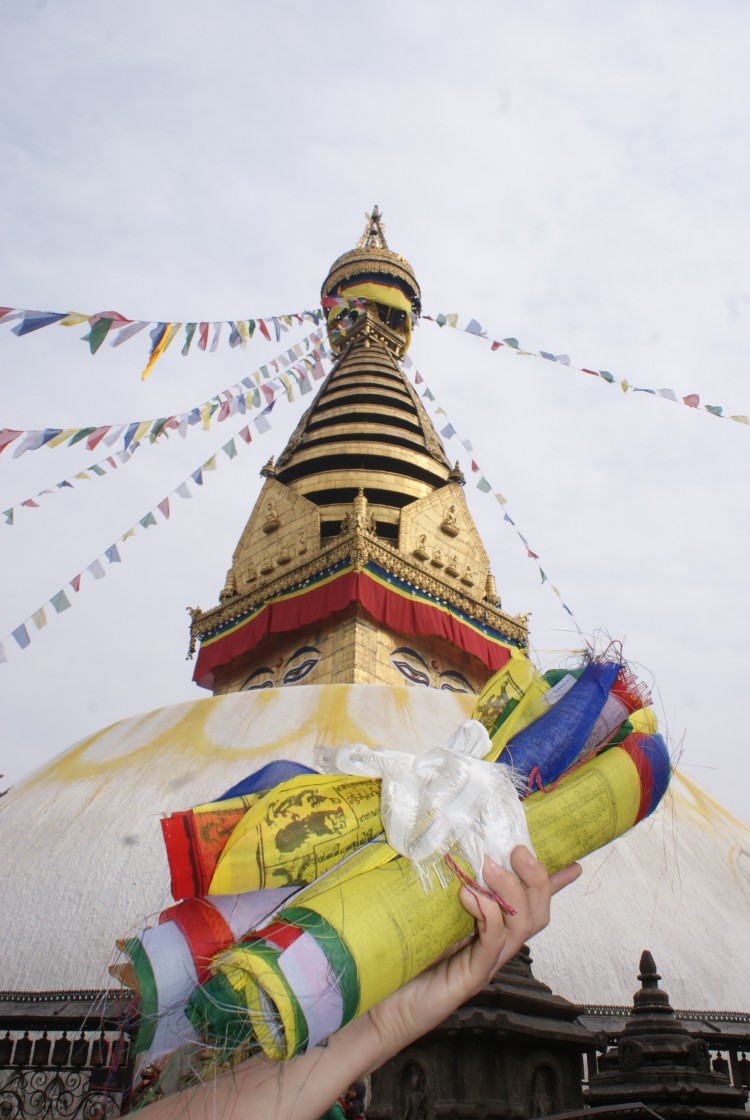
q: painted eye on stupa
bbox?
[438,670,473,694]
[282,645,322,685]
[390,647,431,687]
[241,667,275,690]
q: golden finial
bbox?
[357,205,389,251]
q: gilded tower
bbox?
[188,209,528,695]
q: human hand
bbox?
[362,846,580,1067]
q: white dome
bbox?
[1,684,748,1015]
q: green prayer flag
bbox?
[503,338,519,349]
[705,405,723,417]
[435,313,447,327]
[89,464,106,476]
[599,370,615,384]
[51,589,71,613]
[182,322,197,356]
[223,440,237,459]
[68,427,96,446]
[84,317,114,355]
[139,511,157,529]
[476,477,492,493]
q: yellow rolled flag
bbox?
[209,773,383,894]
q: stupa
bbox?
[186,203,526,698]
[1,211,749,1118]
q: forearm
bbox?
[130,850,578,1120]
[137,1011,385,1120]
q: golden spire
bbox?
[187,216,529,693]
[357,205,389,251]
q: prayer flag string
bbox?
[403,354,582,633]
[423,312,749,428]
[0,329,330,466]
[0,359,332,663]
[0,305,327,360]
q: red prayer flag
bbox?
[683,393,700,408]
[0,429,23,454]
[86,426,111,451]
[258,319,271,341]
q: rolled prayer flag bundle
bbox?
[115,651,671,1086]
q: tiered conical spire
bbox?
[274,324,452,542]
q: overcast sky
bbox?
[2,0,749,825]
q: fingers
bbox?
[464,847,580,968]
[549,861,582,894]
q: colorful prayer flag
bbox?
[51,590,71,613]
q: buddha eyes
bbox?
[283,657,320,685]
[240,646,322,689]
[391,659,430,687]
[241,670,274,690]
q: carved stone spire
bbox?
[587,951,747,1116]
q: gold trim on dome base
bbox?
[187,526,528,659]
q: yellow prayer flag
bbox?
[209,773,383,895]
[141,323,181,380]
[58,312,90,327]
[473,655,550,762]
[46,428,78,448]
